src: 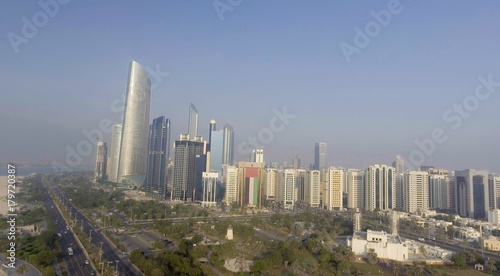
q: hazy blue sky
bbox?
[1,1,499,172]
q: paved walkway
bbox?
[0,254,42,276]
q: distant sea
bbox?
[0,166,93,176]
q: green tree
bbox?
[446,225,455,239]
[366,249,378,265]
[251,260,268,273]
[451,252,467,268]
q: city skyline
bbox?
[1,1,500,173]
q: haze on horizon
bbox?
[1,1,499,173]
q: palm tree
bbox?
[16,263,29,275]
[392,264,402,276]
[486,259,497,274]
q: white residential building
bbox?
[305,170,321,207]
[429,174,449,210]
[403,171,429,213]
[224,166,239,206]
[347,169,364,209]
[488,209,500,225]
[278,169,296,209]
[365,165,396,211]
[264,168,278,201]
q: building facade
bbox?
[305,170,321,207]
[107,124,122,183]
[403,171,429,213]
[94,141,107,180]
[118,61,151,189]
[347,169,364,209]
[172,134,207,202]
[146,116,171,196]
[326,167,344,210]
[365,165,396,212]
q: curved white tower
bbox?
[118,61,151,188]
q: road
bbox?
[39,177,96,275]
[46,182,143,276]
[399,230,500,262]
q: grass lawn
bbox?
[435,267,490,276]
[352,262,396,275]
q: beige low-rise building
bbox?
[483,236,500,251]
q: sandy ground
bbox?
[0,176,23,216]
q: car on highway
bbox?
[85,260,90,265]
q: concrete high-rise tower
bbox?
[365,165,396,211]
[94,141,107,180]
[188,103,199,139]
[252,149,264,163]
[403,171,429,213]
[118,61,151,188]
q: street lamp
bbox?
[115,260,119,276]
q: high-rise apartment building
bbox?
[490,175,500,208]
[455,169,491,219]
[252,149,264,163]
[429,174,448,210]
[305,170,321,207]
[365,165,396,211]
[94,141,107,180]
[403,171,429,213]
[325,167,344,210]
[347,169,364,209]
[201,172,218,207]
[278,169,296,209]
[264,168,278,201]
[224,166,239,206]
[118,61,151,189]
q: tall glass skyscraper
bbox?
[209,128,224,175]
[314,142,327,171]
[188,103,198,139]
[146,116,171,197]
[118,61,151,189]
[172,134,206,201]
[223,124,234,165]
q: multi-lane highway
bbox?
[39,177,97,275]
[44,181,143,276]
